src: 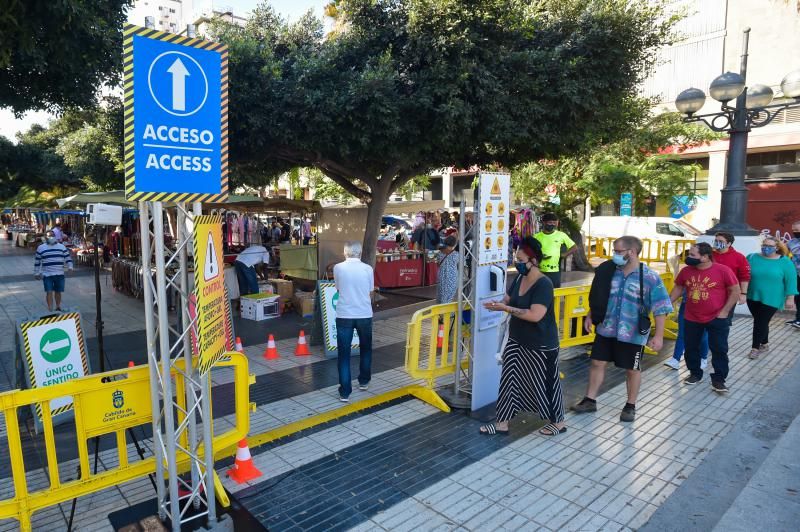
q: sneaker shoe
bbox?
[358,383,369,391]
[684,374,702,385]
[792,321,800,329]
[570,399,597,413]
[758,343,770,352]
[339,395,350,403]
[620,406,636,422]
[663,358,680,370]
[711,381,729,393]
[748,348,760,360]
[700,359,708,371]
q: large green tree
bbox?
[512,112,721,269]
[217,0,676,265]
[0,0,131,114]
[0,102,124,201]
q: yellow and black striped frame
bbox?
[123,23,229,203]
[19,313,91,419]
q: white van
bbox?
[581,216,701,260]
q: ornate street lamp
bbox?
[675,28,800,235]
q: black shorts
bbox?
[590,334,645,371]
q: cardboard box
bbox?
[271,279,293,299]
[241,294,280,321]
[292,292,315,317]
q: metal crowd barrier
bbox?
[404,272,679,385]
[0,352,254,531]
[405,302,469,389]
[586,237,695,268]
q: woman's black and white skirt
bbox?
[496,338,565,424]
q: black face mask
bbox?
[543,224,557,232]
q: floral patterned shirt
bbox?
[595,263,673,345]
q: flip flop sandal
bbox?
[538,423,567,436]
[478,423,509,436]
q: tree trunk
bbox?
[360,183,391,267]
[568,227,594,272]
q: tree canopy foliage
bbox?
[0,0,131,114]
[512,112,722,213]
[0,102,124,201]
[215,0,678,264]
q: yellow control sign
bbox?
[193,215,231,374]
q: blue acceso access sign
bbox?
[124,24,228,202]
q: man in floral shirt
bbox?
[571,236,673,422]
[787,221,800,328]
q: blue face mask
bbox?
[761,246,776,256]
[612,253,628,266]
[515,261,530,275]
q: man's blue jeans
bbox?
[336,317,373,398]
[684,317,730,383]
[234,260,258,296]
[673,301,709,361]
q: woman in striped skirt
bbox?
[480,236,566,436]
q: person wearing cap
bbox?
[436,235,460,304]
[534,212,576,288]
[234,244,270,296]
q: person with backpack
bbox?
[572,236,672,422]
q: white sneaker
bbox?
[663,358,680,370]
[701,359,708,370]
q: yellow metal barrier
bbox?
[586,237,695,268]
[404,272,679,379]
[405,302,470,389]
[0,352,253,531]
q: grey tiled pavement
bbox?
[2,236,800,531]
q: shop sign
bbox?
[192,215,232,374]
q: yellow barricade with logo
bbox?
[586,237,695,268]
[0,351,253,531]
[404,272,679,385]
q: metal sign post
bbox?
[125,23,228,530]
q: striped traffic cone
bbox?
[294,330,311,356]
[226,439,262,484]
[263,334,279,360]
[235,336,244,353]
[436,324,445,348]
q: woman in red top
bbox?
[711,232,750,306]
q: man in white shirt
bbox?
[234,244,270,296]
[333,241,374,402]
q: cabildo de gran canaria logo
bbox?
[113,389,124,409]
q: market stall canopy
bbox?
[382,200,445,215]
[204,196,323,213]
[56,190,136,208]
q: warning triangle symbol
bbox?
[204,233,219,281]
[490,177,501,195]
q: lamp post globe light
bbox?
[674,28,800,236]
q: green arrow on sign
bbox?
[39,328,72,364]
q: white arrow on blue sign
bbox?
[125,26,228,201]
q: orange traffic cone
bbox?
[436,324,445,348]
[235,336,244,353]
[226,439,262,484]
[263,334,279,360]
[294,330,311,356]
